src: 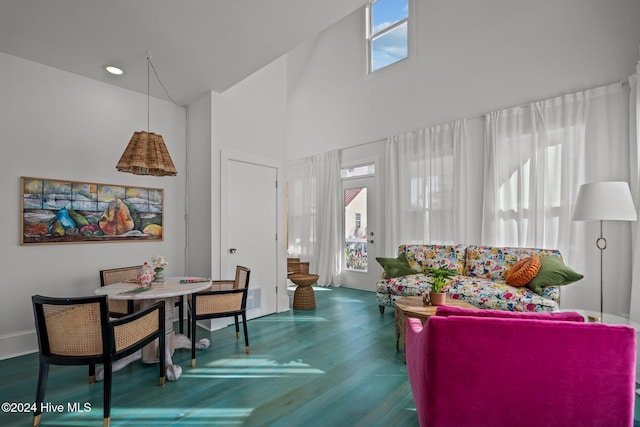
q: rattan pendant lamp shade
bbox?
[116,54,177,176]
[117,131,176,176]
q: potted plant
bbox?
[423,267,457,306]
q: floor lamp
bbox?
[572,181,637,314]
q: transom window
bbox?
[341,164,375,179]
[367,0,409,73]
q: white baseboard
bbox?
[0,329,37,360]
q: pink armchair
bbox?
[405,306,637,427]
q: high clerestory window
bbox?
[367,0,409,73]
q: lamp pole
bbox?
[596,219,606,314]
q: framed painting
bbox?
[21,177,164,245]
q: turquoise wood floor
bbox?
[0,287,419,427]
[4,287,639,426]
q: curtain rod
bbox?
[341,79,629,153]
[463,79,628,121]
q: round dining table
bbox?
[95,276,212,381]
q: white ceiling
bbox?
[0,0,365,106]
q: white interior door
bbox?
[222,154,278,319]
[341,176,378,291]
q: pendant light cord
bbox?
[147,54,150,132]
[147,54,183,108]
[145,51,189,274]
[146,51,185,124]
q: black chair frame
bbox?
[32,294,165,427]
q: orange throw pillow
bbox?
[506,256,541,287]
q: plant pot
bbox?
[429,291,446,306]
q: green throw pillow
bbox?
[376,253,416,278]
[527,255,583,295]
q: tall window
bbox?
[407,151,454,243]
[367,0,409,73]
[494,134,560,246]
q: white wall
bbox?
[0,52,187,359]
[186,93,212,278]
[210,57,290,312]
[287,0,640,158]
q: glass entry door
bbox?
[341,176,377,291]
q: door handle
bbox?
[369,239,374,244]
[229,248,237,254]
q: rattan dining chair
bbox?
[100,265,141,317]
[31,294,165,427]
[187,265,251,367]
[100,265,184,333]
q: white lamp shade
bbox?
[572,181,637,221]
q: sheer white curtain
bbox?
[482,92,587,255]
[628,59,640,321]
[483,83,631,312]
[287,150,342,286]
[383,120,471,255]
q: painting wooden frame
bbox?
[21,177,164,245]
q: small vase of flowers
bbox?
[138,262,155,288]
[151,255,168,283]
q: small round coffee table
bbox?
[394,296,475,354]
[290,273,319,309]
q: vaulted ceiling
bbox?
[0,0,365,105]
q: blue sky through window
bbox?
[370,0,408,72]
[372,0,408,32]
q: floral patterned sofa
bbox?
[376,244,568,314]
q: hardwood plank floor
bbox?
[6,287,639,426]
[0,287,419,427]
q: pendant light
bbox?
[116,53,177,176]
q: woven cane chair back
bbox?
[196,266,250,314]
[235,266,249,289]
[100,265,142,285]
[112,309,160,353]
[188,266,251,365]
[100,266,141,317]
[42,302,105,356]
[195,266,249,314]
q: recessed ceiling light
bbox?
[105,65,124,75]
